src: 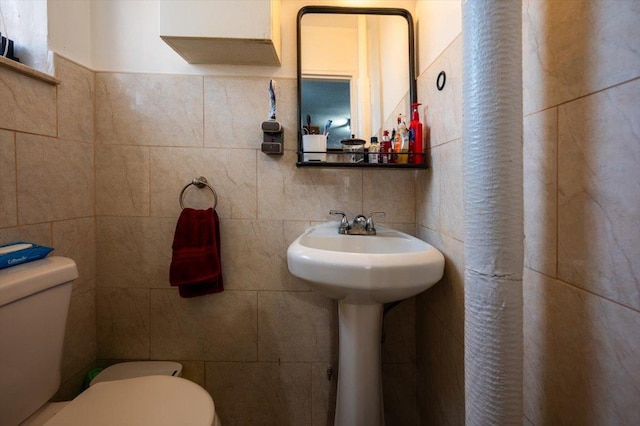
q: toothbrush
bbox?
[323,119,332,136]
[268,79,276,120]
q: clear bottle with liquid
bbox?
[369,136,380,163]
[380,130,391,164]
[396,114,409,164]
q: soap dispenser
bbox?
[409,103,423,164]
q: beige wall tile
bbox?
[416,149,440,231]
[258,151,363,221]
[62,289,97,381]
[363,169,416,223]
[0,130,16,228]
[97,216,175,288]
[96,145,150,216]
[382,298,415,363]
[524,268,640,425]
[557,80,640,310]
[420,35,462,147]
[417,227,465,344]
[0,223,52,246]
[16,134,94,224]
[439,139,464,241]
[382,363,418,426]
[523,109,557,276]
[97,287,150,359]
[416,306,465,426]
[205,362,311,426]
[385,221,416,236]
[52,217,96,297]
[95,73,203,146]
[204,76,297,151]
[176,360,205,388]
[55,55,94,143]
[150,289,257,361]
[415,24,464,426]
[221,220,310,291]
[523,0,640,115]
[311,363,337,426]
[258,291,338,363]
[150,147,257,219]
[0,67,56,136]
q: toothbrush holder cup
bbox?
[302,134,327,162]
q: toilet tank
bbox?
[0,256,78,426]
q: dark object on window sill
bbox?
[1,33,20,63]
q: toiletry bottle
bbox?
[380,130,391,164]
[393,118,403,164]
[409,103,423,164]
[397,114,409,164]
[390,128,397,163]
[369,136,380,163]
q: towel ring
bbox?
[179,176,218,210]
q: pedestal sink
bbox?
[287,221,445,426]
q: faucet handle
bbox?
[330,210,347,219]
[365,211,386,232]
[329,210,350,233]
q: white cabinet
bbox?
[159,0,281,66]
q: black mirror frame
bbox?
[296,6,418,167]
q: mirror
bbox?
[297,6,416,164]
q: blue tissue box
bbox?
[0,242,53,269]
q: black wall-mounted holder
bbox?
[436,71,446,91]
[0,33,20,62]
[261,120,284,155]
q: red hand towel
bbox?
[170,208,224,298]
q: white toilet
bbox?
[0,257,220,426]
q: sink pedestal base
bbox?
[335,302,384,426]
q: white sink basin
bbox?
[287,221,445,304]
[287,220,445,425]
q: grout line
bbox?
[555,106,560,281]
[255,291,260,362]
[525,267,640,315]
[13,131,18,224]
[523,75,640,118]
[201,76,205,148]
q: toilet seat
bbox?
[44,375,215,426]
[90,360,183,386]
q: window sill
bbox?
[0,56,60,85]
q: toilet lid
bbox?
[44,376,215,426]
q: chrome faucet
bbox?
[329,210,385,235]
[329,210,351,234]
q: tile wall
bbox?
[415,0,640,424]
[521,0,640,422]
[0,55,96,396]
[1,55,419,424]
[415,34,466,426]
[93,72,419,425]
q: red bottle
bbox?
[380,130,391,164]
[409,103,423,164]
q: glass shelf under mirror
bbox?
[296,150,428,169]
